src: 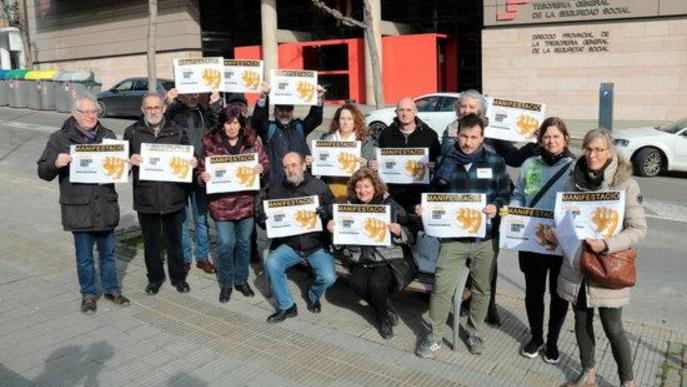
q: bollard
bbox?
[598,82,614,131]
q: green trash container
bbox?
[25,70,58,110]
[6,69,29,108]
[0,70,10,106]
[54,71,100,113]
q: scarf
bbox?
[221,130,243,155]
[75,124,97,143]
[451,144,485,166]
[540,148,575,166]
[572,156,611,191]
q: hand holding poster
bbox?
[311,140,361,177]
[485,97,546,143]
[554,191,626,240]
[223,59,263,93]
[269,69,318,106]
[139,143,194,183]
[173,57,224,94]
[332,204,391,246]
[421,193,486,238]
[375,148,429,184]
[205,153,260,194]
[263,196,323,238]
[69,141,130,184]
[499,207,562,255]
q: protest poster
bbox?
[173,57,224,94]
[375,147,429,185]
[420,193,486,238]
[554,191,626,240]
[499,206,562,255]
[311,140,361,177]
[205,153,259,194]
[69,142,129,184]
[332,204,391,246]
[263,195,322,238]
[222,59,263,93]
[485,97,546,142]
[269,69,318,106]
[139,143,194,183]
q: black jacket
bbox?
[37,117,120,232]
[124,118,190,214]
[166,100,221,158]
[257,172,334,255]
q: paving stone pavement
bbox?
[1,119,685,386]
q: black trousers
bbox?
[138,210,186,285]
[349,263,393,321]
[519,251,569,345]
[574,285,634,383]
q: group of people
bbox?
[38,84,646,387]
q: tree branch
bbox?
[310,0,365,29]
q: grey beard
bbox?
[286,172,304,186]
[145,115,163,126]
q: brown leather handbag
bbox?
[580,242,637,289]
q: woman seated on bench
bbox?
[327,168,413,339]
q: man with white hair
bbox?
[37,94,130,314]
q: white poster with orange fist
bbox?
[205,153,260,194]
[485,97,546,143]
[499,207,562,255]
[375,148,430,185]
[554,191,626,240]
[69,141,130,184]
[173,57,224,94]
[269,69,318,106]
[311,140,361,177]
[421,193,486,238]
[263,195,323,238]
[139,143,194,183]
[332,204,391,246]
[222,59,263,93]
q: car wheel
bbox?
[368,121,387,145]
[633,147,664,177]
[97,100,107,118]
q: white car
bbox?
[364,92,461,141]
[613,117,687,177]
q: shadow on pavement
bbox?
[32,341,114,387]
[167,372,209,387]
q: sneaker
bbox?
[306,299,321,314]
[465,334,484,355]
[145,281,163,295]
[415,335,441,358]
[378,318,393,340]
[235,283,255,297]
[543,344,561,364]
[80,295,97,315]
[219,286,232,303]
[267,304,298,323]
[173,281,191,293]
[520,339,544,359]
[104,293,131,307]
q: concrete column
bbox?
[261,0,278,82]
[364,0,382,105]
[0,33,10,70]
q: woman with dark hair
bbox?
[319,103,376,201]
[510,117,575,363]
[198,106,270,303]
[326,167,413,339]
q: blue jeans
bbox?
[215,217,254,287]
[265,245,336,310]
[72,230,119,296]
[181,187,209,263]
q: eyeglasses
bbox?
[143,106,164,112]
[584,147,608,156]
[76,109,98,116]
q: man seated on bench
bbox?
[257,152,336,323]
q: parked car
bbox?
[613,117,687,177]
[364,92,461,142]
[97,78,174,118]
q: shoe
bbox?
[565,369,596,387]
[145,282,162,295]
[378,317,394,340]
[267,304,298,323]
[306,299,321,314]
[543,343,560,364]
[104,293,130,307]
[80,295,97,315]
[415,335,441,358]
[196,260,217,274]
[173,281,190,293]
[219,287,232,303]
[184,262,191,273]
[520,339,544,359]
[387,305,399,327]
[485,304,502,326]
[235,283,255,298]
[465,334,484,355]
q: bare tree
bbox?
[310,0,384,108]
[1,0,32,68]
[146,0,158,92]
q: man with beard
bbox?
[251,82,326,184]
[125,92,196,295]
[257,152,336,323]
[37,94,130,314]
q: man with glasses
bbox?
[37,94,130,314]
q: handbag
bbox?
[411,230,440,274]
[374,248,417,293]
[580,242,637,289]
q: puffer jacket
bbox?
[197,127,270,221]
[37,117,120,232]
[557,154,647,308]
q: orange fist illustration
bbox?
[102,156,126,180]
[534,224,557,251]
[363,218,388,243]
[201,68,221,89]
[337,152,358,174]
[294,210,318,230]
[235,166,257,187]
[169,157,190,179]
[241,71,260,90]
[296,81,315,102]
[515,114,539,139]
[404,159,426,180]
[591,207,619,240]
[456,208,482,234]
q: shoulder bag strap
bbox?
[528,160,572,208]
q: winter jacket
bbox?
[37,117,120,232]
[319,131,377,201]
[197,127,270,221]
[124,118,190,215]
[510,152,575,210]
[251,96,323,184]
[257,173,334,255]
[166,100,221,158]
[557,154,647,308]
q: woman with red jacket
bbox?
[198,106,270,303]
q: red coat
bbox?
[198,127,270,221]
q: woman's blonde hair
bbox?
[346,167,388,201]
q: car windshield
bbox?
[657,118,687,134]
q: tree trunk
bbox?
[17,0,32,69]
[146,0,158,92]
[363,0,384,109]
